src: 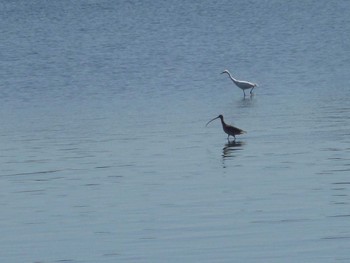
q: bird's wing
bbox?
[237,128,246,134]
[229,125,247,134]
[237,80,255,88]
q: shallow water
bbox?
[1,1,350,262]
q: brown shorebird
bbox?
[206,115,246,141]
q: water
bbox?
[1,0,350,262]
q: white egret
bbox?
[221,69,257,96]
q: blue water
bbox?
[1,1,350,262]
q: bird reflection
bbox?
[222,140,245,159]
[237,95,254,107]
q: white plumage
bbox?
[221,69,257,96]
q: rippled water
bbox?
[1,1,350,262]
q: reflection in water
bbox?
[222,140,245,159]
[235,95,254,108]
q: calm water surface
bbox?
[1,1,350,262]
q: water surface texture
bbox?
[1,1,350,262]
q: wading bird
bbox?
[206,115,246,141]
[221,69,257,96]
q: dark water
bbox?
[1,1,350,262]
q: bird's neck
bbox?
[220,118,226,128]
[226,72,238,84]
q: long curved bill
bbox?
[205,116,219,127]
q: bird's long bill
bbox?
[205,116,219,127]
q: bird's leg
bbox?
[243,90,246,97]
[250,87,254,94]
[233,135,236,141]
[227,135,230,142]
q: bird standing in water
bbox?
[206,115,246,141]
[221,69,257,96]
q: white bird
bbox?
[221,69,257,96]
